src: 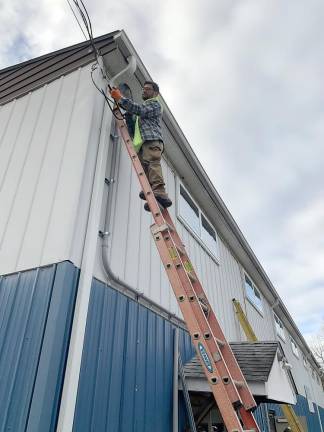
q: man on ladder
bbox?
[110,81,172,210]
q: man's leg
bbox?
[137,148,149,199]
[141,141,172,207]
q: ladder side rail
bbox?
[232,299,304,432]
[281,405,305,432]
[163,212,256,410]
[151,225,246,432]
[151,224,243,408]
[232,299,258,342]
[178,353,198,432]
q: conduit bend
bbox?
[100,121,185,329]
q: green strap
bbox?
[132,96,163,153]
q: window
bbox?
[201,214,218,256]
[303,355,309,369]
[304,385,315,413]
[274,313,285,341]
[178,183,218,259]
[179,185,200,235]
[290,337,299,358]
[244,274,263,313]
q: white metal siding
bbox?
[0,65,106,275]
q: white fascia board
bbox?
[265,355,297,405]
[179,377,267,398]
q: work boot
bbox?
[139,191,146,200]
[155,195,172,208]
[144,201,164,212]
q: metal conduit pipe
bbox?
[173,328,179,432]
[100,120,186,330]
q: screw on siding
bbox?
[105,178,115,185]
[98,230,110,238]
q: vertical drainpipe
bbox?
[316,403,324,432]
[56,62,111,432]
[173,328,179,432]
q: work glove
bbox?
[110,87,122,102]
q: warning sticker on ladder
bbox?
[198,342,213,373]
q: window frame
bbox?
[177,181,219,262]
[273,312,286,342]
[290,336,299,358]
[243,272,264,315]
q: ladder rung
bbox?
[199,300,209,313]
[151,223,173,235]
[233,380,245,389]
[215,337,226,347]
[187,272,197,283]
[175,243,186,256]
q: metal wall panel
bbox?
[0,261,79,432]
[73,278,195,432]
[0,65,102,275]
[244,295,277,342]
[267,397,324,432]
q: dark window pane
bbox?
[245,275,263,312]
[179,185,200,235]
[201,215,217,255]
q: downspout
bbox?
[57,60,111,432]
[316,403,324,432]
[173,328,179,432]
[99,123,186,328]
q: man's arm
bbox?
[119,98,161,119]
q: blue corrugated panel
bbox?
[73,279,195,432]
[319,405,324,428]
[253,403,273,432]
[0,261,79,432]
[256,398,324,432]
[293,394,323,431]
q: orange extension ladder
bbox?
[113,106,260,432]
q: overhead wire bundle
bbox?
[65,0,124,117]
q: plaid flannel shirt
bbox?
[119,97,163,143]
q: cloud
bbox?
[1,0,323,340]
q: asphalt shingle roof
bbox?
[0,31,119,105]
[184,341,279,382]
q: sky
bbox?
[1,0,323,342]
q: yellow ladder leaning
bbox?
[232,298,304,432]
[113,104,260,431]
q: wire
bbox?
[66,0,124,119]
[65,0,88,40]
[91,64,125,119]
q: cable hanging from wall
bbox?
[65,0,124,118]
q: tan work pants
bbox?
[138,140,167,197]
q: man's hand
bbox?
[110,87,122,102]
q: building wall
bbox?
[0,64,110,275]
[74,278,324,432]
[0,261,79,432]
[73,277,195,432]
[0,54,323,428]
